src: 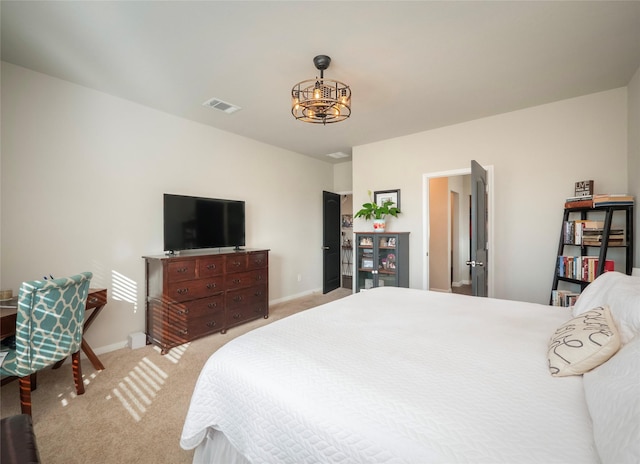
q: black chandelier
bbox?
[291,55,351,124]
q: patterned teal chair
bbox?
[0,272,92,416]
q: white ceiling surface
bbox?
[2,1,640,164]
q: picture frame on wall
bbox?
[374,189,401,212]
[342,214,353,228]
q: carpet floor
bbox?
[0,288,351,463]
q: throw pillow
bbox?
[572,272,640,344]
[548,306,621,377]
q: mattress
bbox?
[180,287,599,463]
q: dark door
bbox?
[469,160,488,297]
[323,191,341,294]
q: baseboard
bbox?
[269,287,322,305]
[430,287,452,293]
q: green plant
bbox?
[354,191,400,220]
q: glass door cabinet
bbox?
[355,232,409,292]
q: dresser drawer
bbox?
[225,255,247,273]
[227,284,267,311]
[186,310,225,339]
[225,269,268,291]
[166,260,197,283]
[169,294,224,320]
[225,297,267,328]
[167,277,224,302]
[247,251,268,270]
[199,256,224,278]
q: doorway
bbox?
[422,166,494,296]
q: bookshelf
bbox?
[550,204,634,306]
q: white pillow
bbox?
[547,306,621,377]
[583,335,640,464]
[572,272,640,344]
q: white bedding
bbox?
[181,287,599,463]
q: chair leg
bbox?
[19,376,33,416]
[72,351,85,395]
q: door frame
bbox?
[421,166,494,297]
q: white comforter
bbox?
[181,287,599,463]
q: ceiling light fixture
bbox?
[291,55,351,124]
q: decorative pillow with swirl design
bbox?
[548,306,621,377]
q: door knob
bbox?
[322,246,330,250]
[466,260,484,267]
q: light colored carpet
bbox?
[0,288,352,464]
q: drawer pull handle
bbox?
[232,261,241,267]
[206,283,216,289]
[233,296,243,302]
[179,329,188,335]
[206,321,217,328]
[177,309,190,315]
[206,264,216,270]
[89,297,98,304]
[233,313,241,319]
[254,291,263,297]
[233,279,241,284]
[207,302,217,309]
[177,267,188,273]
[256,275,262,281]
[177,288,189,295]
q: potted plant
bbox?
[354,191,400,232]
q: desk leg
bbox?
[81,338,105,371]
[52,304,107,371]
[52,337,104,371]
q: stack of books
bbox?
[582,228,625,246]
[551,289,580,307]
[565,195,593,208]
[593,194,634,207]
[557,255,614,282]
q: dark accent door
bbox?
[323,191,341,294]
[470,160,488,297]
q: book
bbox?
[593,201,634,208]
[593,194,634,204]
[566,195,593,202]
[565,199,593,208]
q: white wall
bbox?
[353,88,630,304]
[0,63,333,352]
[333,162,353,193]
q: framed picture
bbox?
[361,258,374,269]
[374,189,401,212]
[341,214,353,228]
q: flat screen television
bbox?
[164,194,245,251]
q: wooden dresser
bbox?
[143,249,269,353]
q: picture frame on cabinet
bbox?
[362,258,374,269]
[374,189,401,212]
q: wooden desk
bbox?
[0,288,108,371]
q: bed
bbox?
[180,271,640,464]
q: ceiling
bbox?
[2,1,640,164]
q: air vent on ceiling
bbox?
[326,152,350,159]
[202,97,242,114]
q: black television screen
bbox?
[164,194,245,251]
